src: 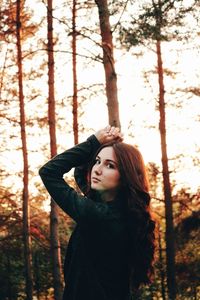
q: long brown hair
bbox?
[89,142,156,290]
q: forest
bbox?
[0,0,200,299]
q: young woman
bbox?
[39,125,156,300]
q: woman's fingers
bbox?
[105,126,123,141]
[106,126,118,136]
[106,126,119,136]
[95,126,123,144]
[105,125,111,133]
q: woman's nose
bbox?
[94,164,102,175]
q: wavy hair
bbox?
[88,142,156,290]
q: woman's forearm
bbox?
[38,135,100,218]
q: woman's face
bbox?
[91,147,120,198]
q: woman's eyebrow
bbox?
[96,155,117,165]
[105,159,118,165]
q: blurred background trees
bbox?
[0,0,199,299]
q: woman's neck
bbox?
[99,189,118,202]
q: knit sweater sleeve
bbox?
[39,135,108,222]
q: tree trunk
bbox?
[72,0,78,144]
[47,1,63,299]
[193,286,197,300]
[156,40,176,300]
[6,253,12,300]
[158,226,166,300]
[16,1,33,299]
[94,0,120,127]
[34,252,41,300]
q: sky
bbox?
[1,0,200,197]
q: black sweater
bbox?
[39,135,131,300]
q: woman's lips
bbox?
[92,177,101,183]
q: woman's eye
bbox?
[95,159,101,165]
[107,163,115,169]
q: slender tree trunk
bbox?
[6,253,12,300]
[156,40,176,300]
[47,1,63,299]
[194,286,197,300]
[16,1,33,299]
[34,252,41,300]
[94,0,120,127]
[72,0,78,144]
[0,47,8,100]
[158,226,166,300]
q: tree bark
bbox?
[158,226,166,300]
[6,253,12,300]
[156,40,176,300]
[16,1,33,299]
[34,252,41,300]
[47,1,63,299]
[72,0,78,144]
[95,0,120,127]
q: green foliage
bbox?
[0,188,25,299]
[175,211,200,298]
[0,0,37,43]
[119,0,198,48]
[0,238,25,300]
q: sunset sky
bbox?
[1,0,199,197]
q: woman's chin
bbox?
[91,182,101,190]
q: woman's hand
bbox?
[95,125,123,144]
